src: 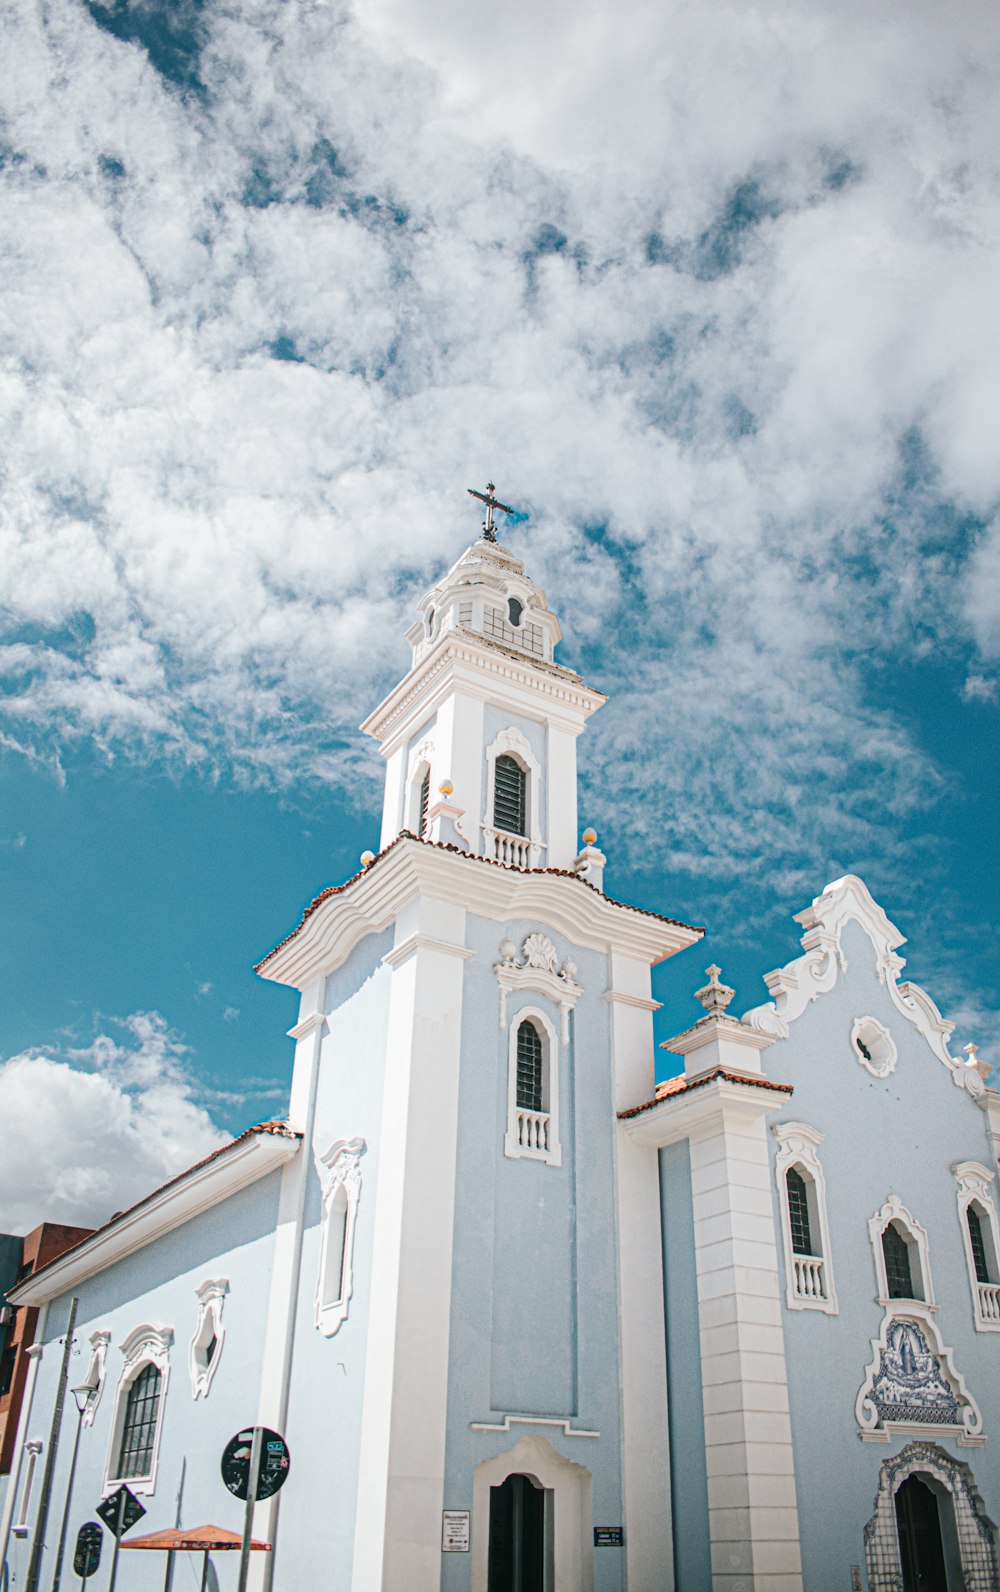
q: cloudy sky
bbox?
[2,0,999,1230]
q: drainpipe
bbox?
[0,1304,49,1585]
[259,1006,326,1592]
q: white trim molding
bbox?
[482,726,544,868]
[12,1440,43,1536]
[868,1194,936,1309]
[772,1122,838,1313]
[104,1324,173,1495]
[864,1443,1000,1592]
[81,1331,110,1426]
[953,1161,1000,1332]
[316,1136,366,1337]
[189,1279,228,1398]
[470,1434,594,1592]
[852,1015,897,1079]
[503,1005,562,1167]
[855,1311,985,1445]
[494,933,583,1044]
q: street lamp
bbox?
[50,1385,95,1592]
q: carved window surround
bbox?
[772,1121,838,1314]
[316,1137,366,1338]
[851,1015,897,1078]
[855,1309,984,1446]
[503,1005,562,1167]
[81,1331,110,1426]
[406,735,436,833]
[189,1279,228,1398]
[868,1194,936,1310]
[864,1443,1000,1592]
[953,1161,1000,1333]
[104,1324,173,1495]
[483,727,544,868]
[494,933,583,1045]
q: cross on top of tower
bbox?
[467,481,517,543]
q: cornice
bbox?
[619,1070,793,1148]
[256,835,702,991]
[9,1131,302,1305]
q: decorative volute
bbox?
[361,513,606,873]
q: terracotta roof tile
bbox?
[255,831,703,970]
[618,1067,793,1119]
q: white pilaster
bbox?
[352,898,469,1592]
[379,745,407,851]
[434,689,485,852]
[546,723,579,872]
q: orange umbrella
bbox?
[121,1525,271,1592]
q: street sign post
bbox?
[96,1486,145,1592]
[71,1524,102,1583]
[221,1429,290,1592]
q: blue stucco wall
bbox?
[659,1140,712,1591]
[763,919,1000,1590]
[440,907,627,1592]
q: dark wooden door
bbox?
[487,1474,545,1592]
[895,1474,949,1592]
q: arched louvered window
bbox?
[883,1222,915,1299]
[494,755,526,837]
[515,1020,544,1112]
[968,1205,991,1285]
[117,1364,162,1480]
[786,1168,814,1257]
[418,769,430,837]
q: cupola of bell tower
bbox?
[360,483,606,873]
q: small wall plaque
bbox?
[594,1527,624,1547]
[442,1510,470,1552]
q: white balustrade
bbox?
[486,827,539,869]
[516,1109,550,1154]
[793,1254,827,1301]
[978,1281,1000,1323]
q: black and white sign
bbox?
[441,1510,470,1553]
[96,1486,145,1539]
[594,1526,624,1547]
[221,1428,290,1502]
[72,1522,103,1579]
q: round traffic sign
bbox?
[221,1428,290,1502]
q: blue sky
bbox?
[1,0,999,1229]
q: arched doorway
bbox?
[894,1474,948,1591]
[471,1433,594,1592]
[488,1473,546,1592]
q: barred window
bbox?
[494,756,526,836]
[419,770,430,837]
[883,1223,915,1299]
[968,1205,991,1285]
[786,1168,814,1256]
[116,1364,162,1480]
[515,1021,543,1112]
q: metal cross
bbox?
[467,481,517,543]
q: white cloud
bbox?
[0,1012,229,1232]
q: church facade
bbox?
[2,526,999,1592]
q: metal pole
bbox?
[24,1298,78,1592]
[50,1399,86,1592]
[106,1493,125,1592]
[236,1427,263,1592]
[198,1554,208,1592]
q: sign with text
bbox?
[96,1486,145,1539]
[73,1522,103,1579]
[441,1511,470,1552]
[221,1428,290,1502]
[594,1526,624,1547]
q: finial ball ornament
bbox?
[360,850,375,868]
[439,779,454,797]
[582,828,598,846]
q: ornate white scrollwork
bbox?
[189,1279,228,1399]
[855,1311,984,1445]
[494,934,583,1044]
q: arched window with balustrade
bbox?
[772,1122,837,1313]
[504,1009,561,1167]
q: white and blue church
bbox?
[3,517,1000,1592]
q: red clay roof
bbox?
[255,831,703,971]
[18,1121,301,1286]
[618,1067,793,1119]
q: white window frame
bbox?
[12,1440,43,1536]
[952,1161,1000,1332]
[851,1014,898,1078]
[868,1195,936,1310]
[483,726,543,868]
[103,1325,173,1496]
[504,1005,562,1168]
[772,1122,838,1314]
[316,1136,366,1338]
[189,1279,228,1398]
[405,736,435,835]
[80,1330,110,1426]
